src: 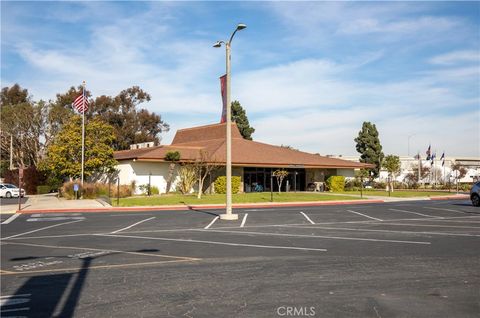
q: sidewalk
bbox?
[1,193,109,214]
[3,192,469,214]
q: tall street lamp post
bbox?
[214,23,246,221]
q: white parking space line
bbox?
[111,217,156,234]
[204,216,219,229]
[31,213,82,217]
[203,229,431,245]
[99,233,328,252]
[346,210,382,221]
[0,294,31,299]
[282,225,480,238]
[3,219,83,240]
[423,207,465,214]
[4,241,198,260]
[27,216,85,222]
[240,214,248,228]
[375,222,480,230]
[1,307,30,313]
[389,208,441,219]
[1,213,20,225]
[5,233,95,240]
[300,212,315,224]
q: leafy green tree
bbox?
[383,155,401,191]
[1,84,29,105]
[354,122,384,179]
[90,86,169,150]
[45,85,82,143]
[231,100,255,140]
[40,115,116,180]
[1,84,46,167]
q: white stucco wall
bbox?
[336,168,355,180]
[116,160,179,194]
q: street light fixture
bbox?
[214,23,247,221]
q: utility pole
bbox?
[10,135,13,170]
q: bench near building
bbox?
[114,122,372,194]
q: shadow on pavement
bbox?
[185,204,219,217]
[3,249,159,317]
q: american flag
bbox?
[73,93,88,114]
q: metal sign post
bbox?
[270,171,273,202]
[73,183,79,200]
[18,167,23,211]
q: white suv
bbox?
[0,184,26,198]
[471,181,480,207]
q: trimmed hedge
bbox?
[326,176,345,192]
[37,185,51,194]
[214,176,241,194]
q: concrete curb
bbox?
[17,199,384,214]
[14,195,470,214]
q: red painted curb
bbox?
[430,195,469,200]
[17,199,385,214]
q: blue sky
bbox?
[1,1,479,157]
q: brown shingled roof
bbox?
[114,122,373,169]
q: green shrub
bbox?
[37,185,51,194]
[60,182,132,199]
[214,176,241,194]
[325,176,345,192]
[345,178,361,191]
[138,184,160,195]
[151,186,159,195]
[374,181,387,189]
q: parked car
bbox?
[0,183,26,198]
[470,181,480,207]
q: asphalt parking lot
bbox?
[1,200,479,318]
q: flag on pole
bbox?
[440,152,445,166]
[431,152,436,165]
[73,92,88,114]
[219,74,227,123]
[414,153,421,160]
[425,145,431,161]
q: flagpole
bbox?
[81,81,86,191]
[417,152,421,185]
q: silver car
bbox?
[0,183,26,198]
[471,181,480,207]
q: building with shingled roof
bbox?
[114,122,373,194]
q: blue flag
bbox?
[426,145,431,161]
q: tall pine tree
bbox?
[354,122,384,179]
[231,100,255,140]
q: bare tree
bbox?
[164,151,180,193]
[195,150,220,199]
[451,162,468,193]
[273,170,289,193]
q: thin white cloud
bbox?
[2,1,479,158]
[429,50,480,65]
[338,16,459,35]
